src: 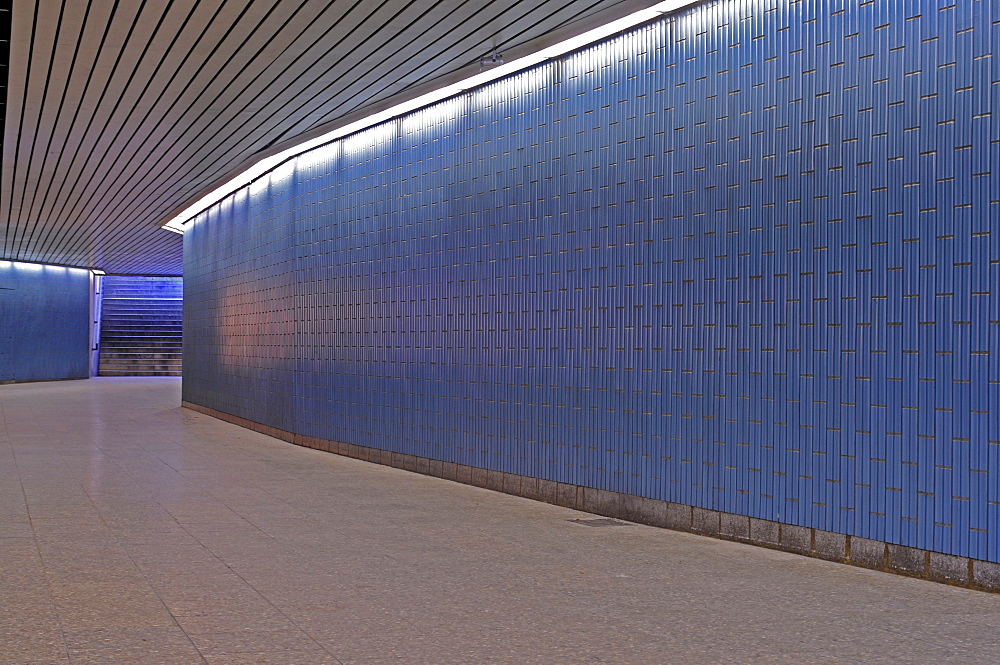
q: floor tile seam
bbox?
[873,622,992,656]
[108,530,213,665]
[182,474,304,540]
[163,524,348,664]
[4,442,46,552]
[12,576,72,659]
[175,468,450,569]
[7,437,76,663]
[78,438,222,546]
[54,439,220,648]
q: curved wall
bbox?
[184,0,1000,565]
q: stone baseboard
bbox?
[0,376,89,385]
[183,401,1000,593]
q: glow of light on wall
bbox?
[565,31,645,77]
[161,0,699,234]
[473,66,553,107]
[0,259,90,273]
[298,142,341,171]
[400,96,468,136]
[270,160,296,184]
[248,174,270,198]
[342,123,397,156]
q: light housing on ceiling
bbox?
[162,0,697,234]
[0,259,91,274]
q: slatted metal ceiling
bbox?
[1,0,653,275]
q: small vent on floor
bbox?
[570,518,631,527]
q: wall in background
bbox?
[183,0,1000,563]
[0,261,92,383]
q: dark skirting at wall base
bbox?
[0,376,90,385]
[182,401,1000,594]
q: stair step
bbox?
[101,323,183,328]
[100,316,183,320]
[99,276,184,377]
[100,366,182,372]
[99,338,182,343]
[102,316,183,320]
[100,326,183,333]
[99,337,182,343]
[100,352,182,358]
[102,312,183,316]
[100,338,183,342]
[100,331,182,335]
[100,358,181,362]
[103,305,180,309]
[100,368,182,374]
[99,335,182,341]
[102,313,182,319]
[101,306,183,312]
[101,299,182,303]
[99,364,180,367]
[101,327,183,332]
[97,369,182,376]
[98,360,181,370]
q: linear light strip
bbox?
[0,258,93,274]
[162,0,697,234]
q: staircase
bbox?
[98,276,183,377]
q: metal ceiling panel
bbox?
[2,0,662,274]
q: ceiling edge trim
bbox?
[160,0,701,234]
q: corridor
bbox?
[2,378,998,664]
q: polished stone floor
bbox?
[2,377,999,664]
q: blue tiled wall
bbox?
[184,0,1000,561]
[0,262,91,382]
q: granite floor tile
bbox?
[171,609,297,636]
[0,628,69,659]
[2,377,1000,664]
[62,626,205,664]
[185,629,330,657]
[201,652,340,665]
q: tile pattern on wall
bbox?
[184,0,1000,561]
[0,262,91,381]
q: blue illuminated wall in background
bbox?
[0,262,91,382]
[184,0,1000,562]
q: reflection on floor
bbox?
[2,377,998,664]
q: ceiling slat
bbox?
[2,0,661,274]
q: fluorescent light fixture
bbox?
[0,258,95,273]
[92,269,106,275]
[162,0,697,234]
